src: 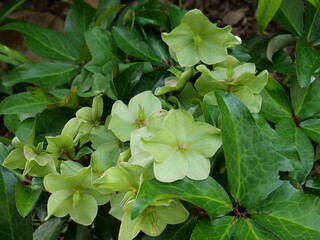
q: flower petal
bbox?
[47,190,73,217]
[69,193,98,226]
[153,151,187,182]
[185,153,211,180]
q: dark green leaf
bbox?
[129,67,169,98]
[254,115,301,171]
[268,49,296,75]
[257,0,282,33]
[16,118,35,144]
[274,0,304,36]
[229,45,252,63]
[3,62,80,87]
[92,207,120,240]
[0,22,79,62]
[85,27,123,73]
[168,6,187,29]
[112,26,164,65]
[253,182,320,239]
[132,177,232,219]
[242,35,270,70]
[64,0,95,54]
[136,10,170,31]
[143,216,197,240]
[275,118,314,183]
[215,91,282,208]
[291,76,320,120]
[260,76,292,123]
[35,108,77,144]
[300,118,320,143]
[191,216,234,240]
[0,0,26,23]
[64,222,92,240]
[233,218,281,240]
[306,174,320,189]
[3,114,21,134]
[145,26,170,63]
[113,62,145,101]
[96,0,121,28]
[0,144,33,240]
[266,34,297,61]
[15,177,43,217]
[296,35,320,88]
[306,2,320,45]
[33,217,68,240]
[0,90,51,115]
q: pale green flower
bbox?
[155,67,194,95]
[118,199,189,240]
[108,91,162,142]
[44,167,110,226]
[141,109,222,182]
[195,55,268,113]
[162,9,241,67]
[2,137,57,177]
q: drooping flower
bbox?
[2,137,57,177]
[195,55,268,113]
[118,199,189,240]
[155,67,194,95]
[141,109,222,182]
[162,9,241,67]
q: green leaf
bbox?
[215,91,282,208]
[300,118,320,143]
[113,62,145,101]
[232,218,281,240]
[273,0,304,36]
[306,3,320,45]
[33,217,68,240]
[252,182,320,239]
[191,216,234,240]
[291,76,320,120]
[129,67,169,98]
[0,144,33,240]
[168,6,187,29]
[296,35,320,88]
[266,34,297,61]
[0,22,79,62]
[0,0,26,23]
[260,76,292,123]
[275,118,314,183]
[64,222,92,240]
[64,0,95,54]
[257,0,282,33]
[3,62,80,87]
[35,108,77,144]
[0,90,51,115]
[15,177,43,217]
[16,118,35,144]
[143,216,198,240]
[145,26,170,63]
[95,0,122,29]
[136,10,170,31]
[112,26,164,65]
[132,177,232,219]
[85,27,123,73]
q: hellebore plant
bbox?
[162,9,241,67]
[1,3,320,240]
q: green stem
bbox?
[178,0,183,8]
[0,136,12,145]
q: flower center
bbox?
[194,34,202,47]
[177,144,187,151]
